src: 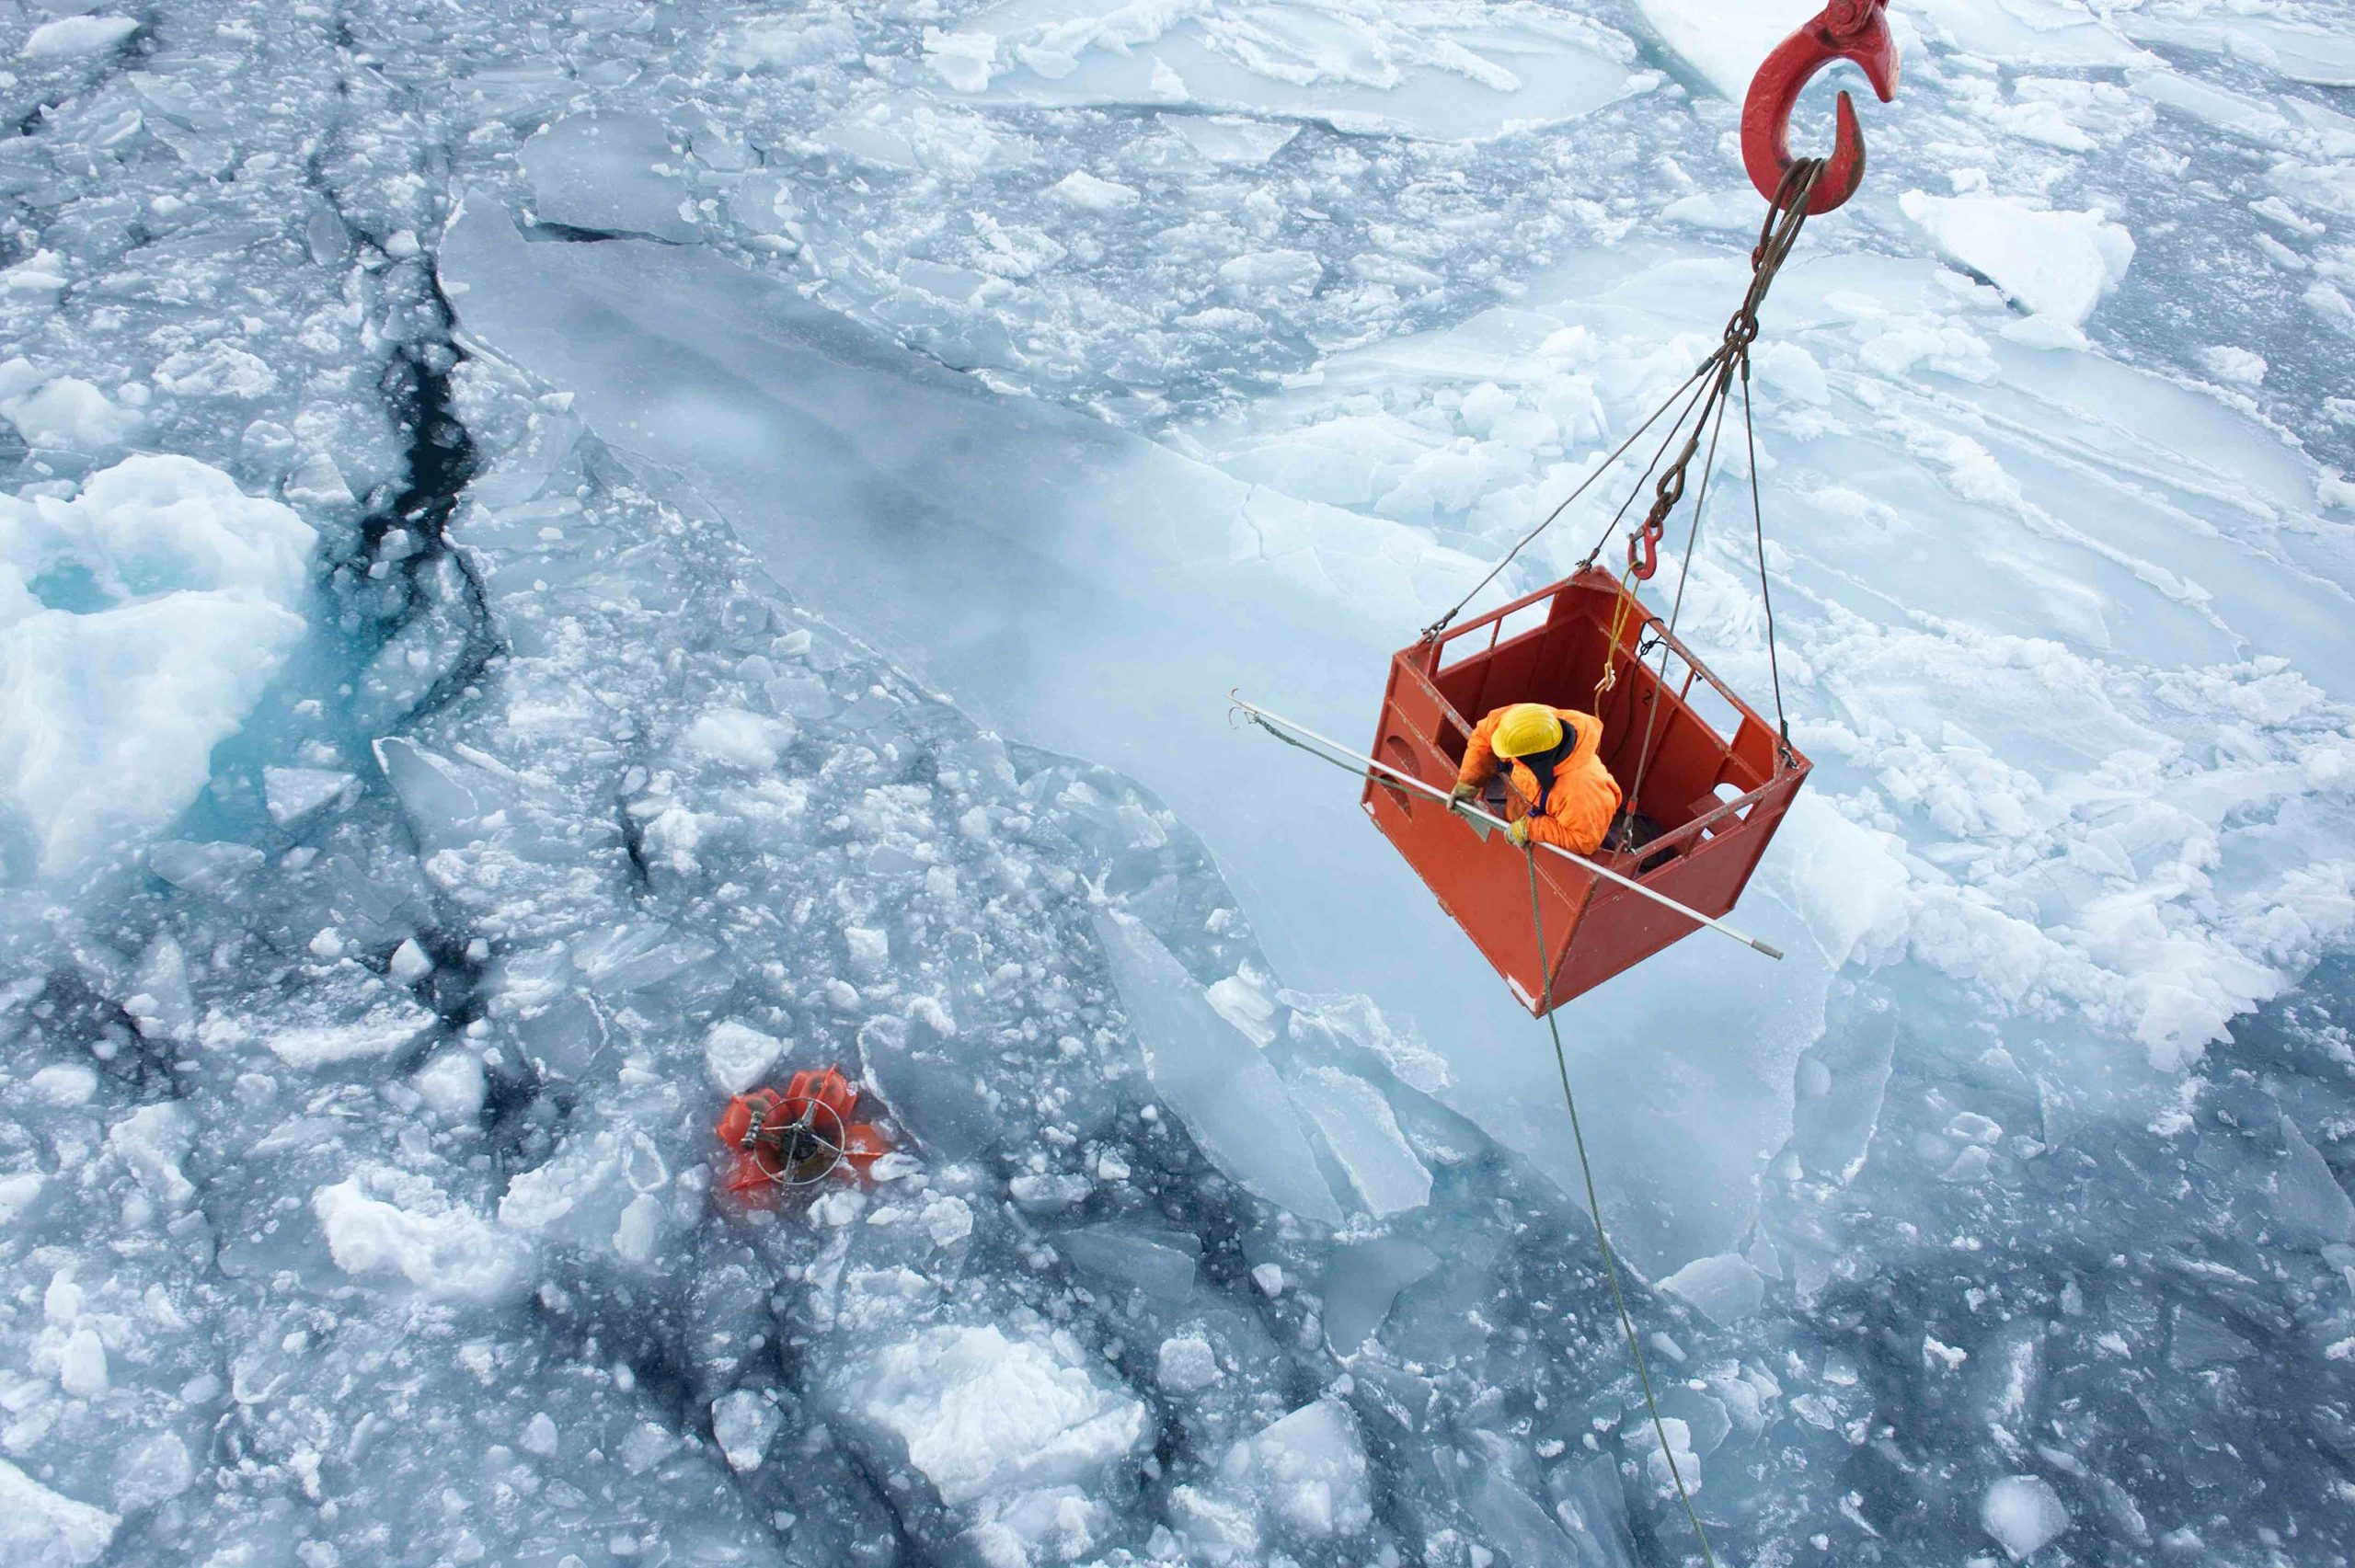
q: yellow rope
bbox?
[1591,559,1643,710]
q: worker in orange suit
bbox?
[1449,703,1623,856]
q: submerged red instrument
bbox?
[715,1066,890,1202]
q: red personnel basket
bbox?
[1365,567,1809,1014]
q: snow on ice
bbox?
[0,455,316,880]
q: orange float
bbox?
[714,1066,890,1203]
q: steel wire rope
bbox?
[1419,351,1727,644]
[1740,370,1792,750]
[1224,702,1727,1567]
[1521,841,1721,1568]
[1620,159,1821,823]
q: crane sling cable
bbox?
[1620,160,1823,830]
[1521,845,1719,1568]
[1239,162,1844,1568]
[1229,693,1736,1565]
[1417,158,1825,657]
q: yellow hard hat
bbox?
[1492,704,1564,760]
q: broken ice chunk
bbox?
[21,15,139,60]
[844,925,890,979]
[388,938,433,983]
[2278,1115,2355,1242]
[1285,1065,1430,1218]
[125,935,195,1040]
[262,766,354,827]
[683,707,788,770]
[1208,1399,1373,1545]
[1095,912,1340,1224]
[1057,1225,1200,1302]
[145,840,266,893]
[107,1103,194,1207]
[236,991,436,1069]
[704,1020,784,1094]
[1320,1238,1438,1354]
[520,114,700,243]
[1157,1334,1223,1394]
[856,1324,1146,1506]
[0,1456,118,1567]
[0,360,143,451]
[312,1171,527,1301]
[1981,1474,2071,1562]
[712,1390,783,1473]
[412,1047,487,1123]
[1204,971,1277,1047]
[520,1413,559,1457]
[1049,171,1141,211]
[921,28,999,94]
[1899,193,2134,326]
[1659,1253,1765,1326]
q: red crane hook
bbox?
[1740,0,1901,215]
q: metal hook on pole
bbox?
[1228,692,1785,963]
[1740,0,1901,215]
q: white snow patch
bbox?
[1050,170,1141,211]
[313,1173,528,1301]
[860,1324,1147,1505]
[0,1457,118,1566]
[1981,1474,2071,1561]
[21,15,138,60]
[0,360,142,451]
[0,455,317,879]
[1900,194,2134,326]
[704,1020,786,1093]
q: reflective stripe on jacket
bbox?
[1455,706,1622,857]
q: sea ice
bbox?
[519,114,699,243]
[1982,1474,2072,1561]
[0,1457,117,1567]
[0,455,316,879]
[1900,193,2135,326]
[858,1324,1148,1505]
[20,16,139,61]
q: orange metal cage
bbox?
[1364,567,1809,1013]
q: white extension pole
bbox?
[1230,692,1784,963]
